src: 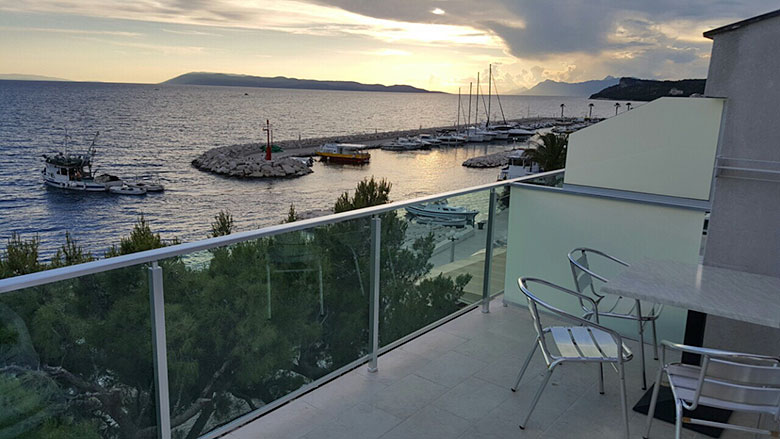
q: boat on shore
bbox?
[315,143,371,164]
[406,200,478,224]
[42,132,124,192]
[497,150,541,180]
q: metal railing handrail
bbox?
[0,170,563,294]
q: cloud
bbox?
[0,25,141,37]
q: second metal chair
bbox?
[569,247,663,389]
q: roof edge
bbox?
[704,9,780,39]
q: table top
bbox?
[601,259,780,329]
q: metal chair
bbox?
[512,277,633,438]
[644,341,780,439]
[569,247,663,389]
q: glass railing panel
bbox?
[0,265,157,439]
[379,188,495,347]
[160,217,371,438]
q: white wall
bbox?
[504,185,706,342]
[564,97,724,201]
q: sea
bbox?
[0,80,626,258]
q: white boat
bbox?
[42,132,123,192]
[437,133,465,145]
[382,137,427,151]
[416,134,441,145]
[406,200,478,223]
[109,184,147,195]
[497,150,541,180]
[507,127,535,138]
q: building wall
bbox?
[503,185,706,342]
[564,98,723,200]
[702,16,780,353]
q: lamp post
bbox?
[614,102,621,116]
[626,102,632,111]
[588,103,594,119]
[560,103,565,119]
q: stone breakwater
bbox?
[462,149,522,168]
[192,117,555,178]
[192,148,312,178]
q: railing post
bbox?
[148,262,171,439]
[481,188,497,314]
[450,236,456,263]
[368,216,381,373]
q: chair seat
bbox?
[549,326,632,361]
[667,363,780,416]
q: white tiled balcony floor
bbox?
[223,299,758,439]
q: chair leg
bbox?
[636,300,647,390]
[643,365,665,439]
[651,319,659,361]
[519,366,555,430]
[619,362,630,439]
[598,363,605,394]
[512,337,539,392]
[674,401,683,439]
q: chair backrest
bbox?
[666,342,780,414]
[700,356,780,411]
[568,247,630,300]
[518,277,609,360]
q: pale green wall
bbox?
[503,185,706,342]
[564,97,724,200]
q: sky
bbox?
[0,1,776,93]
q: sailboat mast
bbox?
[487,64,492,127]
[467,82,472,129]
[475,72,480,126]
[456,87,461,130]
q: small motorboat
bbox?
[406,200,478,224]
[315,143,370,164]
[129,178,164,192]
[109,184,147,195]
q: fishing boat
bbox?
[109,184,147,195]
[406,200,478,224]
[315,143,370,164]
[42,132,123,192]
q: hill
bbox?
[0,74,69,81]
[162,72,438,93]
[590,77,706,101]
[514,76,619,96]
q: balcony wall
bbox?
[502,183,706,341]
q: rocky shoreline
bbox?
[192,117,556,178]
[462,149,522,168]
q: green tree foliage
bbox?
[523,133,568,171]
[0,233,42,278]
[49,232,93,268]
[210,210,234,237]
[284,203,298,223]
[0,176,471,439]
[106,215,174,257]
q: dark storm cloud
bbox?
[311,0,778,58]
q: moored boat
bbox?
[497,149,541,180]
[315,143,370,164]
[41,132,123,192]
[109,184,147,195]
[406,200,478,224]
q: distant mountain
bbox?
[0,73,69,81]
[162,72,439,93]
[517,76,619,97]
[590,77,706,101]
